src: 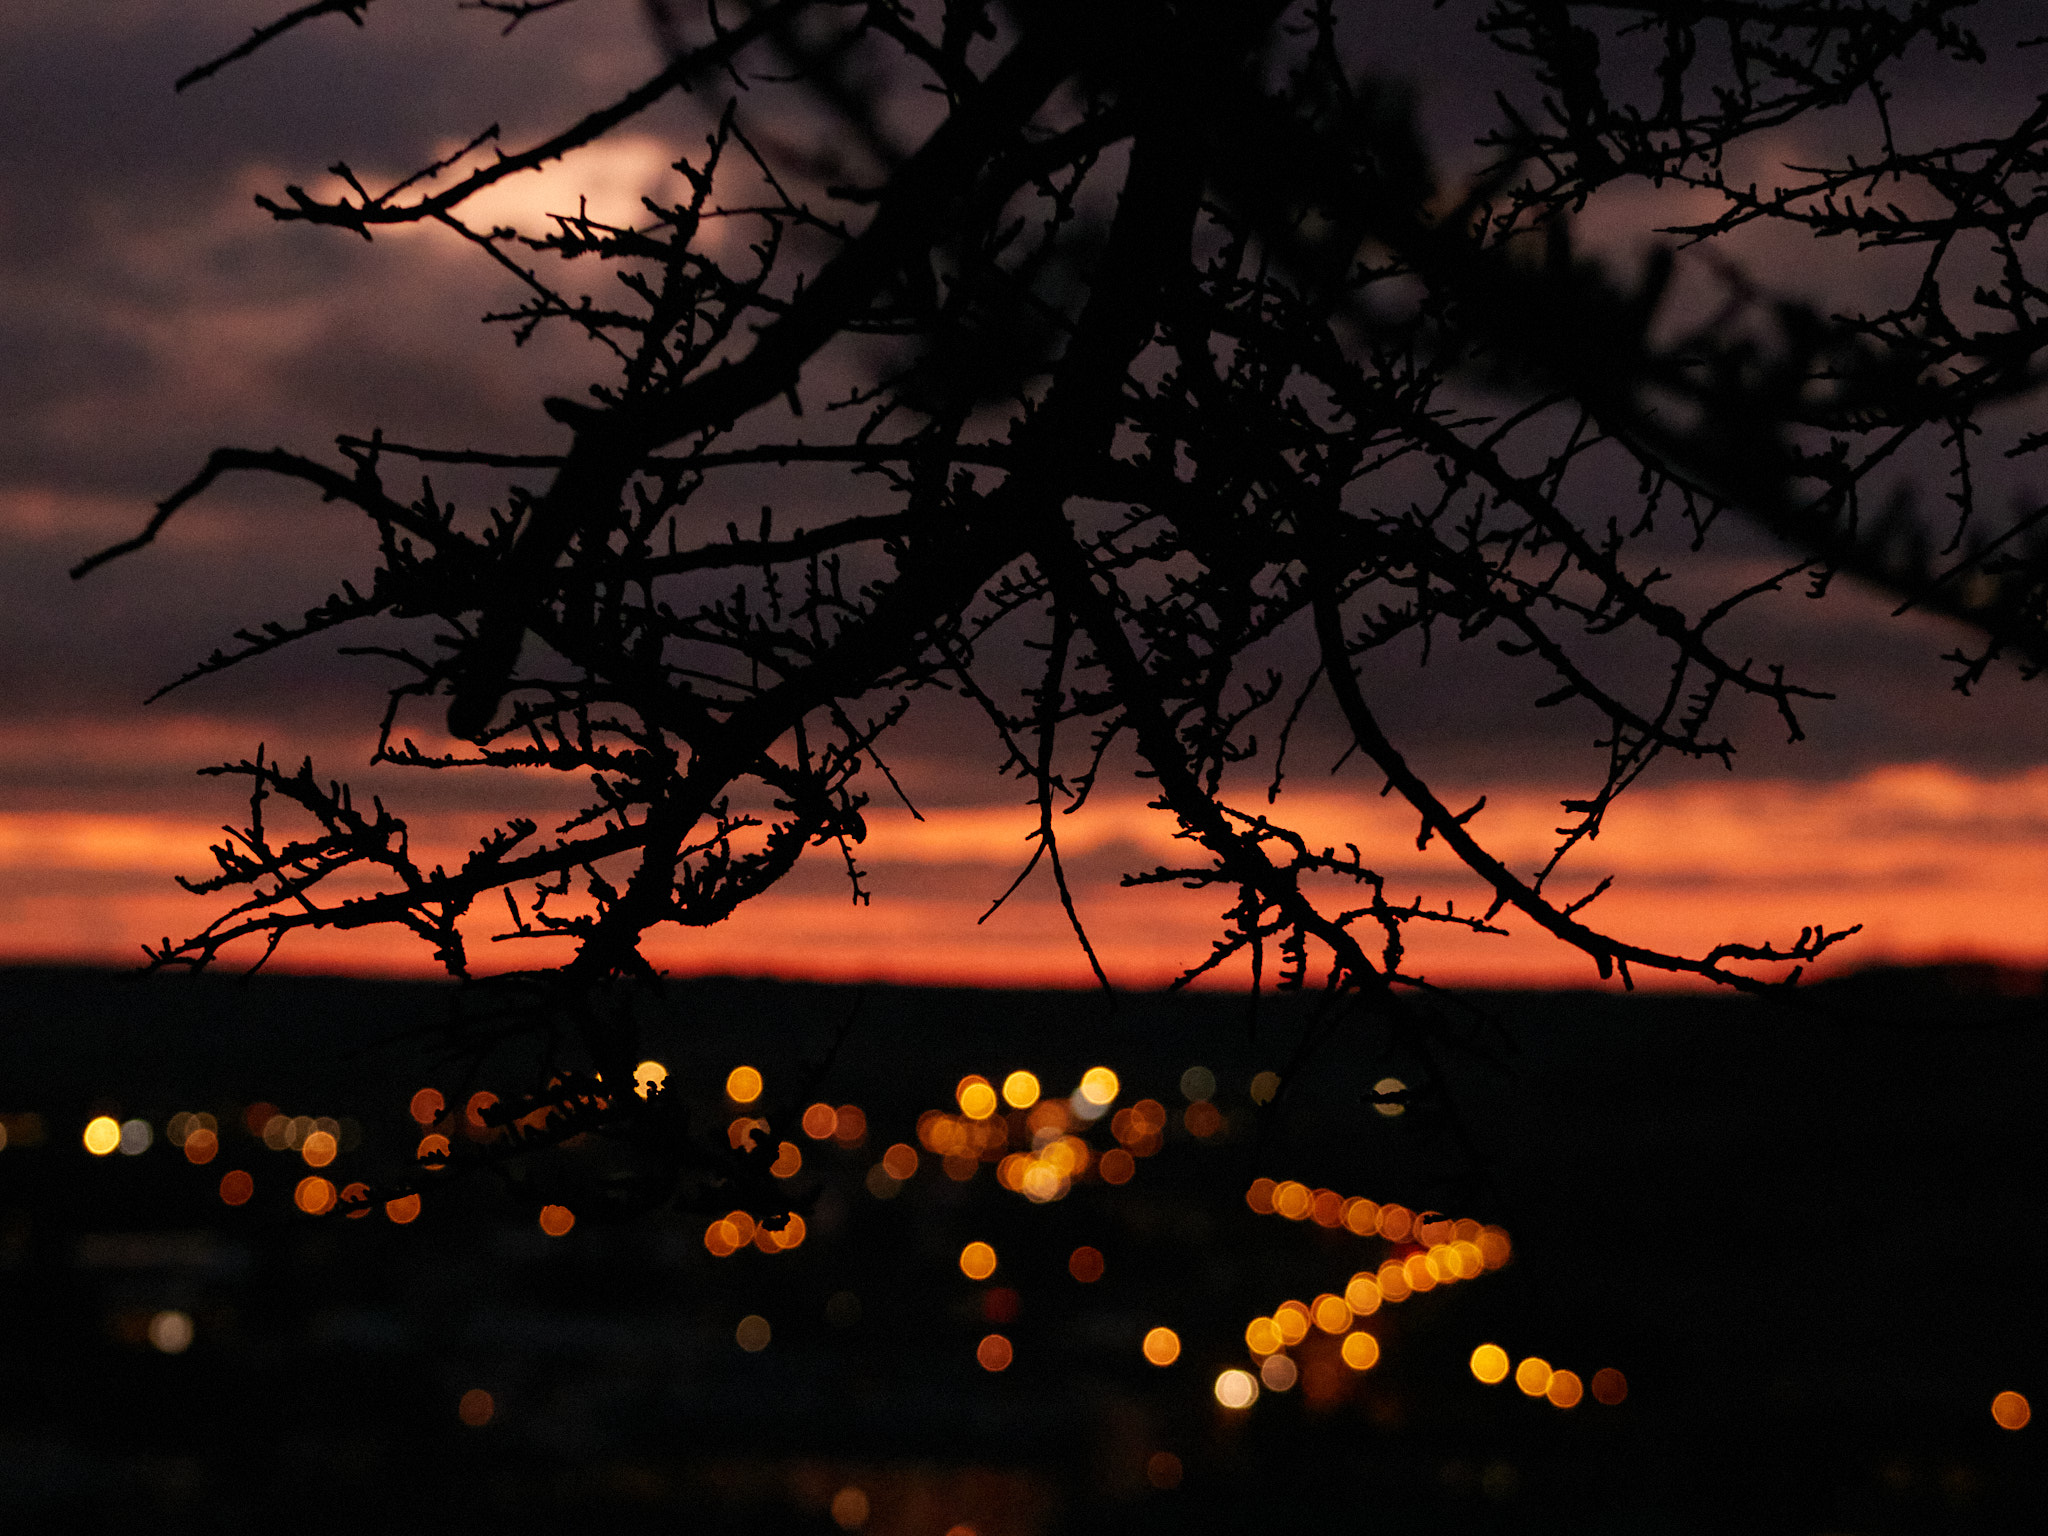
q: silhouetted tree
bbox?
[74,0,2048,1211]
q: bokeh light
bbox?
[1244,1178,1276,1214]
[726,1066,763,1104]
[736,1314,771,1352]
[409,1088,443,1125]
[1312,1294,1352,1334]
[82,1116,119,1156]
[831,1487,870,1530]
[385,1193,421,1224]
[802,1102,839,1139]
[1371,1076,1407,1116]
[1248,1070,1280,1104]
[1214,1368,1259,1409]
[218,1169,253,1206]
[1147,1450,1184,1489]
[1245,1317,1282,1357]
[1180,1065,1216,1100]
[183,1128,218,1165]
[1343,1273,1382,1316]
[1515,1357,1553,1397]
[1259,1354,1298,1391]
[1470,1344,1511,1384]
[1142,1327,1181,1366]
[881,1142,918,1180]
[294,1176,336,1215]
[1340,1332,1380,1371]
[957,1076,998,1119]
[1273,1302,1311,1346]
[1069,1245,1104,1283]
[1183,1101,1225,1137]
[1001,1070,1041,1109]
[118,1119,151,1156]
[300,1130,337,1168]
[1992,1390,2031,1430]
[458,1388,494,1427]
[1547,1369,1584,1408]
[959,1241,998,1281]
[1077,1066,1120,1106]
[147,1310,193,1355]
[771,1141,803,1178]
[1098,1148,1135,1185]
[633,1060,668,1098]
[1591,1367,1628,1405]
[538,1204,575,1237]
[976,1333,1013,1371]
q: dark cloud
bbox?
[5,1,2048,974]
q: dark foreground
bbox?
[0,966,2039,1534]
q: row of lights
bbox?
[1468,1345,1626,1408]
[503,1065,2045,1442]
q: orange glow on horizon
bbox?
[8,765,2048,989]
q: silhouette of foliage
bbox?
[75,0,2048,1213]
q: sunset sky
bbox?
[6,0,2048,990]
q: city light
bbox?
[1214,1368,1259,1409]
[802,1102,839,1139]
[956,1075,998,1120]
[1470,1344,1511,1384]
[1077,1066,1120,1106]
[147,1310,193,1355]
[959,1241,998,1281]
[830,1487,870,1530]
